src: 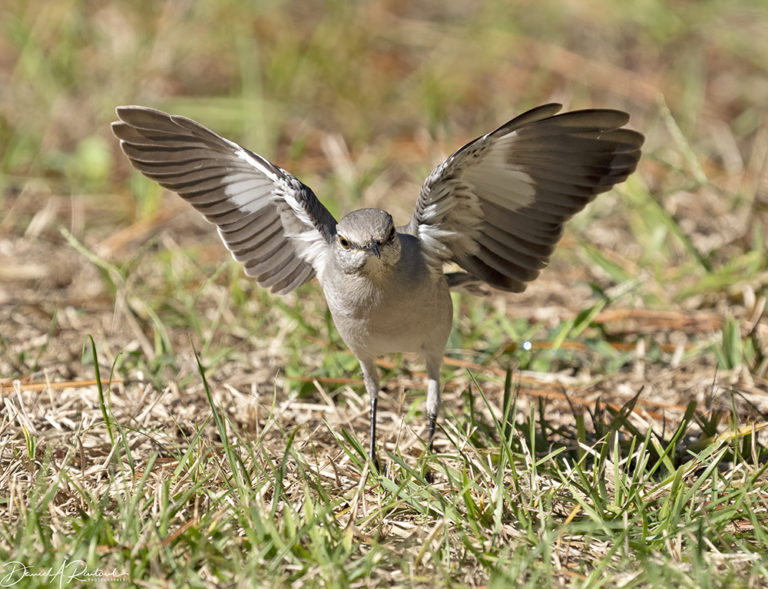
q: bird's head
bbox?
[333,208,401,274]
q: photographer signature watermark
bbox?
[0,560,128,587]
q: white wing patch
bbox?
[234,146,330,274]
[223,178,275,211]
[417,182,483,272]
[461,138,535,210]
[287,228,330,275]
[276,201,330,275]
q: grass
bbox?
[1,0,768,586]
[3,347,766,587]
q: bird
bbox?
[112,103,643,470]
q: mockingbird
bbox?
[112,104,643,468]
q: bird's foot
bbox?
[422,421,437,483]
[369,450,383,476]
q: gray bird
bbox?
[112,104,643,469]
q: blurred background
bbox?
[3,0,765,213]
[1,0,766,388]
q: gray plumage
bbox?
[112,103,643,469]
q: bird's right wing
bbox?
[112,106,337,294]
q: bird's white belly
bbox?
[324,270,452,359]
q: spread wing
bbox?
[405,104,644,292]
[112,106,337,294]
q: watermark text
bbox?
[0,560,127,587]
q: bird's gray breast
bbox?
[321,234,453,358]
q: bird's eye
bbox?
[338,236,350,249]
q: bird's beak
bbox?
[369,239,381,259]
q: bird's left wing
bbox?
[404,104,644,292]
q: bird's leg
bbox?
[421,358,442,484]
[360,359,381,472]
[425,358,442,453]
[369,396,378,467]
[427,413,437,452]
